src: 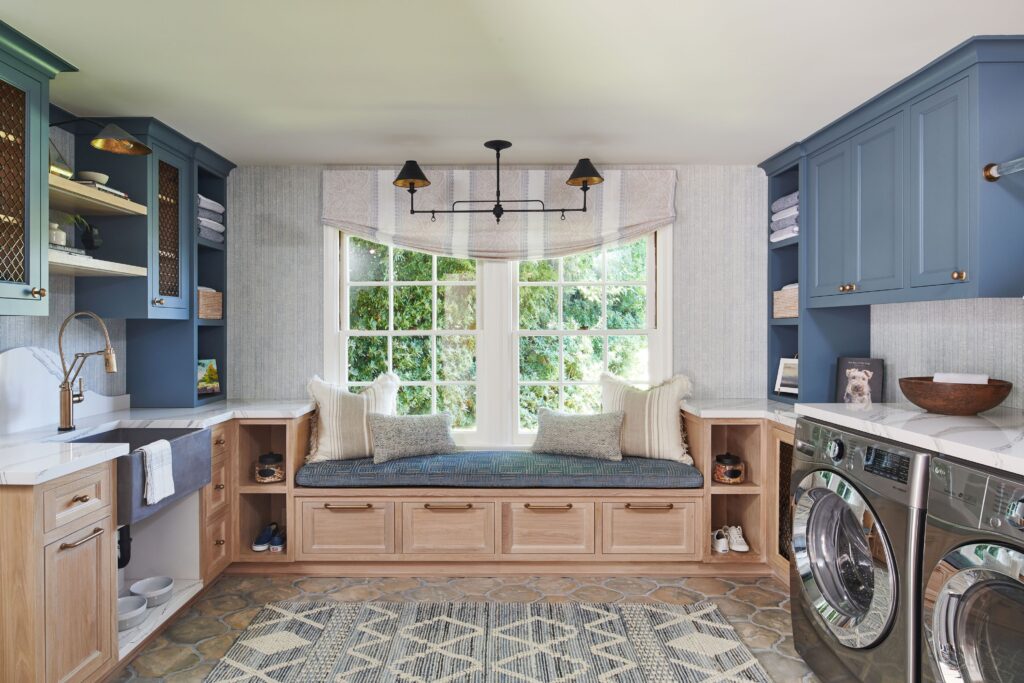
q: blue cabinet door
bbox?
[0,59,48,315]
[149,145,190,315]
[908,77,971,288]
[807,142,851,298]
[850,112,904,293]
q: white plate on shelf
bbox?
[75,171,110,184]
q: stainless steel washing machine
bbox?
[922,456,1024,683]
[792,418,931,683]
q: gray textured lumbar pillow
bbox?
[530,408,624,461]
[368,413,458,464]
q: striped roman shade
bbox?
[307,373,399,462]
[600,373,693,464]
[321,168,676,260]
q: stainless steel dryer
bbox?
[791,418,931,683]
[922,456,1024,683]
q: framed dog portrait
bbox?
[775,358,799,395]
[836,357,884,405]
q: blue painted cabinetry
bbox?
[807,142,850,298]
[0,25,74,315]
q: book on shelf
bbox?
[49,244,89,257]
[73,180,130,200]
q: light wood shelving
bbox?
[48,249,147,277]
[48,174,147,216]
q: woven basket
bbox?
[198,290,223,320]
[772,287,798,319]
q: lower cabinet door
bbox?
[44,515,113,683]
[202,510,232,582]
[299,500,395,558]
[602,501,700,557]
[402,502,495,555]
[502,502,595,554]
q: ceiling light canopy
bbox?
[393,140,603,222]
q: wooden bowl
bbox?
[899,377,1013,416]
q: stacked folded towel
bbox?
[197,193,226,243]
[769,191,799,237]
[770,224,799,243]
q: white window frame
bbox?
[324,227,673,448]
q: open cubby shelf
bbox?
[237,492,290,563]
[709,423,763,489]
[707,494,764,562]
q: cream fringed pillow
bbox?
[306,373,399,462]
[600,373,694,464]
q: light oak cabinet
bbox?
[602,501,701,557]
[201,428,236,583]
[298,500,395,558]
[401,502,496,555]
[502,502,595,554]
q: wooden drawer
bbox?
[502,502,594,554]
[402,502,495,555]
[298,500,395,558]
[43,465,111,534]
[210,422,234,460]
[202,510,232,581]
[204,455,231,519]
[602,501,700,556]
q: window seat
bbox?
[295,450,703,489]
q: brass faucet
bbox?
[57,311,117,432]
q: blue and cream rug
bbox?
[206,600,772,682]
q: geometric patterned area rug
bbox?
[206,600,772,682]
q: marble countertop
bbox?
[795,403,1024,478]
[680,398,797,428]
[0,400,315,485]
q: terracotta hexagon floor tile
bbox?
[451,577,503,593]
[487,585,542,602]
[751,607,793,634]
[710,596,757,619]
[193,594,250,616]
[222,606,263,630]
[755,650,816,680]
[295,577,346,594]
[570,585,624,602]
[529,576,579,594]
[730,586,787,609]
[649,586,703,605]
[377,577,422,592]
[131,645,200,678]
[196,633,238,660]
[682,577,735,595]
[165,616,229,644]
[603,577,657,594]
[733,620,783,649]
[249,585,301,604]
[405,585,464,601]
[163,661,216,682]
[330,584,384,601]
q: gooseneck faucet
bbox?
[57,311,117,432]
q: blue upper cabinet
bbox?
[908,78,971,289]
[0,24,75,316]
[74,119,194,319]
[777,37,1024,308]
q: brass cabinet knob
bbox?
[214,483,226,490]
[837,284,846,292]
[214,438,226,445]
[30,287,47,299]
[71,494,92,504]
[848,283,858,292]
[951,270,967,281]
[214,539,226,546]
[152,297,165,306]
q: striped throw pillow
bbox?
[600,373,693,464]
[306,373,399,462]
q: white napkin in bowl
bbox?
[933,372,990,385]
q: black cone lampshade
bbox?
[394,160,431,189]
[566,158,604,186]
[90,123,152,156]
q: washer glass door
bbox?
[792,469,898,648]
[927,542,1024,683]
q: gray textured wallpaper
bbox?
[226,164,768,400]
[872,298,1024,408]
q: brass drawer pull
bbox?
[214,483,226,490]
[152,297,165,306]
[324,503,373,511]
[59,527,104,550]
[214,539,226,546]
[524,503,574,510]
[424,503,473,510]
[30,287,47,299]
[71,494,92,504]
[951,270,967,281]
[625,503,674,510]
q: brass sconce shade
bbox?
[90,123,152,156]
[566,158,604,187]
[393,160,431,189]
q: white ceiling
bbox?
[7,1,1024,166]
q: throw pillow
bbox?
[600,372,693,464]
[306,373,399,462]
[368,413,458,463]
[530,407,624,461]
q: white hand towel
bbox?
[197,194,226,214]
[770,190,799,214]
[781,282,799,290]
[198,216,225,234]
[141,439,175,505]
[769,225,800,242]
[771,205,799,222]
[933,372,990,385]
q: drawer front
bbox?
[502,502,595,554]
[203,510,231,581]
[299,500,395,558]
[43,466,112,533]
[204,455,231,519]
[402,502,495,555]
[210,422,234,460]
[602,501,699,556]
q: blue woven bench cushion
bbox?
[294,451,703,489]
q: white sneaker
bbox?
[726,525,750,553]
[711,528,730,553]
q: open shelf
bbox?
[48,249,147,277]
[197,236,225,251]
[117,579,203,660]
[769,317,799,326]
[710,423,763,489]
[197,318,225,326]
[238,483,287,495]
[708,494,764,561]
[710,483,762,495]
[236,423,288,487]
[237,491,289,563]
[49,174,147,216]
[769,235,800,250]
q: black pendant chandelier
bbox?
[393,140,603,222]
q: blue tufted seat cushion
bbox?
[294,450,703,489]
